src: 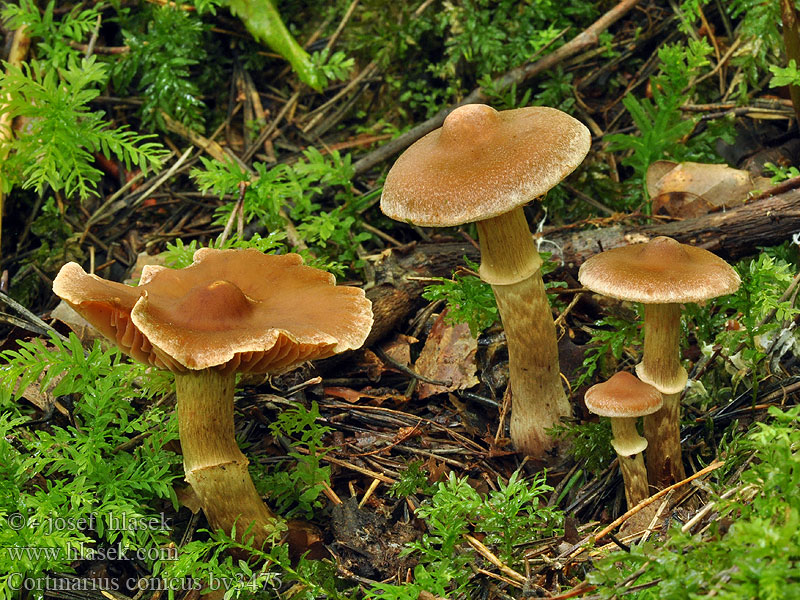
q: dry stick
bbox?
[685,37,741,93]
[547,581,597,600]
[584,460,724,551]
[218,181,249,245]
[323,401,486,452]
[357,477,380,508]
[352,0,642,176]
[0,290,69,343]
[84,14,103,58]
[464,534,527,584]
[242,91,299,163]
[304,0,434,134]
[780,0,800,124]
[161,111,244,170]
[324,0,359,53]
[302,62,378,132]
[81,146,195,247]
[320,453,395,484]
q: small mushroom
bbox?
[584,371,663,508]
[53,248,373,551]
[381,103,591,458]
[578,236,739,487]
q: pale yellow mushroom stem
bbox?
[176,370,282,549]
[476,207,571,457]
[610,417,650,508]
[637,303,687,487]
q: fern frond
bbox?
[0,56,168,201]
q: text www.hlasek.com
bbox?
[5,542,178,563]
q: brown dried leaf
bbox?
[125,251,166,285]
[356,348,385,380]
[647,160,767,217]
[651,191,713,218]
[414,311,479,400]
[379,333,418,368]
[50,301,105,346]
[324,386,406,405]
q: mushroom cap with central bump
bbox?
[578,236,741,304]
[53,248,373,373]
[584,371,663,418]
[380,104,591,227]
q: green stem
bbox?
[226,0,323,90]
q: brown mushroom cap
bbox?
[578,236,740,304]
[584,371,663,418]
[53,248,373,373]
[380,104,591,227]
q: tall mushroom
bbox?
[584,371,662,509]
[578,236,739,487]
[381,103,591,457]
[53,248,373,550]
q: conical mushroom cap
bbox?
[53,248,373,373]
[578,236,740,304]
[380,104,591,227]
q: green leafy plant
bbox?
[162,233,288,270]
[112,4,209,132]
[0,56,168,201]
[0,333,179,598]
[764,161,800,183]
[191,149,372,276]
[552,420,615,476]
[679,0,786,100]
[310,49,356,89]
[575,315,642,389]
[606,39,717,204]
[422,259,498,337]
[2,0,100,69]
[254,402,333,520]
[769,58,800,88]
[352,0,598,119]
[371,470,561,599]
[690,252,800,401]
[156,526,350,600]
[389,461,436,499]
[422,253,565,337]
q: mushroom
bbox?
[578,236,739,487]
[52,248,373,550]
[584,371,663,508]
[381,103,591,457]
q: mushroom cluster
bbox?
[53,248,373,551]
[579,236,740,487]
[381,103,591,458]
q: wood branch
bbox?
[551,184,800,269]
[365,184,800,343]
[352,0,642,176]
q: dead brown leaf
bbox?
[414,310,478,400]
[647,160,771,217]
